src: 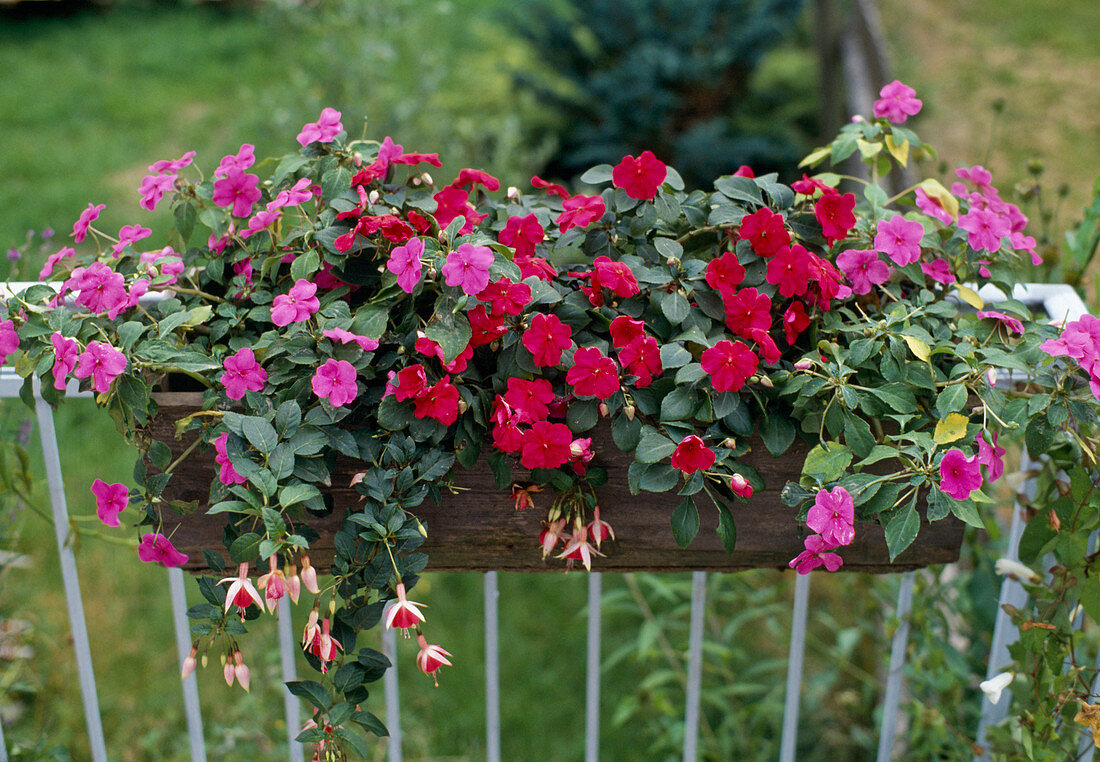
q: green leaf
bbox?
[659,388,695,421]
[802,443,852,483]
[290,250,320,282]
[579,164,613,184]
[229,532,263,564]
[351,710,388,737]
[611,413,641,452]
[423,309,472,364]
[261,506,287,538]
[279,483,321,508]
[1025,416,1055,456]
[242,416,279,455]
[638,463,679,492]
[275,401,302,439]
[714,499,737,553]
[935,384,969,417]
[671,496,700,548]
[884,502,919,560]
[321,166,351,203]
[949,497,984,528]
[287,680,331,711]
[933,413,969,445]
[761,414,795,457]
[268,443,295,481]
[714,176,762,206]
[659,343,692,369]
[653,237,684,261]
[174,201,196,242]
[660,291,690,324]
[636,428,676,463]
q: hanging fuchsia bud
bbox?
[285,563,301,604]
[233,650,251,692]
[181,646,198,680]
[302,604,321,648]
[223,655,235,687]
[300,555,320,595]
[730,474,753,498]
[258,556,288,613]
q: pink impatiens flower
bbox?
[296,108,343,146]
[611,150,667,200]
[72,203,105,243]
[271,279,320,326]
[388,237,424,293]
[91,478,128,527]
[214,432,247,486]
[442,243,494,296]
[958,208,1011,253]
[74,341,126,393]
[874,215,925,266]
[789,534,844,574]
[322,328,379,352]
[220,348,267,400]
[51,332,80,390]
[976,432,1006,483]
[240,209,281,239]
[920,258,956,285]
[215,144,256,178]
[111,224,152,257]
[212,167,262,218]
[915,188,954,225]
[976,310,1024,335]
[836,248,891,294]
[312,359,359,407]
[0,320,18,365]
[138,532,189,568]
[40,247,75,280]
[939,448,983,500]
[138,173,176,212]
[68,261,127,315]
[148,150,196,174]
[806,486,855,547]
[873,80,923,123]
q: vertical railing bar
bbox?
[277,596,303,762]
[779,573,811,762]
[381,626,401,762]
[0,707,8,762]
[876,571,916,762]
[168,567,206,762]
[484,571,501,762]
[585,571,602,762]
[682,571,708,762]
[33,384,108,762]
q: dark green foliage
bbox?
[511,0,816,188]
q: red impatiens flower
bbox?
[522,313,573,367]
[609,315,646,348]
[739,208,791,257]
[499,213,545,259]
[618,336,663,388]
[705,251,746,296]
[592,256,640,298]
[393,365,428,401]
[611,150,667,200]
[700,340,758,392]
[520,420,573,470]
[783,301,811,344]
[556,194,606,232]
[468,305,508,347]
[670,435,715,475]
[413,376,460,426]
[504,377,555,423]
[491,396,525,453]
[814,191,857,245]
[566,347,620,399]
[454,167,500,192]
[765,244,811,298]
[478,277,532,317]
[723,287,772,340]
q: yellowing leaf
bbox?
[798,146,831,168]
[857,139,883,159]
[918,179,959,219]
[934,413,969,444]
[955,285,985,310]
[884,135,909,167]
[903,335,931,363]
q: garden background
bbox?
[0,0,1098,759]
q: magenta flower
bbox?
[311,359,359,407]
[50,332,80,390]
[976,310,1024,335]
[296,108,344,146]
[914,188,954,225]
[215,144,256,178]
[442,243,494,296]
[939,448,982,500]
[322,328,379,352]
[220,348,267,400]
[920,258,956,284]
[388,237,424,293]
[976,432,1006,483]
[836,248,891,294]
[72,203,105,243]
[212,167,262,218]
[872,80,922,123]
[241,209,281,239]
[139,246,185,285]
[138,532,189,568]
[807,487,856,547]
[137,173,175,212]
[874,215,924,266]
[270,279,320,326]
[267,178,315,211]
[789,534,844,574]
[214,432,247,486]
[0,320,18,365]
[111,224,152,257]
[958,208,1010,253]
[74,341,126,393]
[67,261,127,315]
[91,478,128,527]
[40,246,75,280]
[956,165,994,192]
[148,150,196,174]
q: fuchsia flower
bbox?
[611,150,667,200]
[220,348,267,400]
[385,582,426,633]
[873,80,922,123]
[218,563,265,619]
[958,208,1011,253]
[566,347,619,399]
[807,487,855,547]
[91,479,128,527]
[939,448,983,500]
[111,224,152,256]
[789,534,844,574]
[50,332,80,390]
[138,532,189,568]
[74,341,126,393]
[138,173,175,211]
[701,339,758,393]
[836,249,891,294]
[322,328,379,352]
[416,634,453,686]
[212,168,262,218]
[388,237,424,293]
[214,432,247,486]
[587,505,614,548]
[312,359,359,407]
[257,557,288,614]
[442,243,494,296]
[72,203,105,243]
[215,144,256,178]
[0,320,18,365]
[557,521,604,571]
[308,616,343,673]
[522,313,573,367]
[874,215,925,266]
[297,108,343,146]
[521,421,573,469]
[670,435,715,475]
[271,279,320,326]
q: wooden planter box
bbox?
[149,393,964,573]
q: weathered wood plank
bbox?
[147,394,964,573]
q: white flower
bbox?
[980,671,1014,705]
[995,558,1041,585]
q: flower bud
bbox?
[548,504,562,523]
[201,654,208,669]
[666,257,679,267]
[986,368,997,386]
[729,473,753,498]
[181,646,198,680]
[301,555,320,595]
[416,518,428,538]
[368,190,381,204]
[598,402,609,417]
[1049,508,1061,532]
[437,230,448,244]
[490,340,501,352]
[722,437,737,449]
[994,558,1042,585]
[457,398,468,414]
[233,650,250,692]
[758,375,773,388]
[793,359,813,371]
[421,172,434,186]
[507,186,520,199]
[624,404,635,420]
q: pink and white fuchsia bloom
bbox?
[415,633,453,686]
[384,582,426,634]
[218,563,265,620]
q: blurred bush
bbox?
[510,0,818,189]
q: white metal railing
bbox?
[0,282,1089,760]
